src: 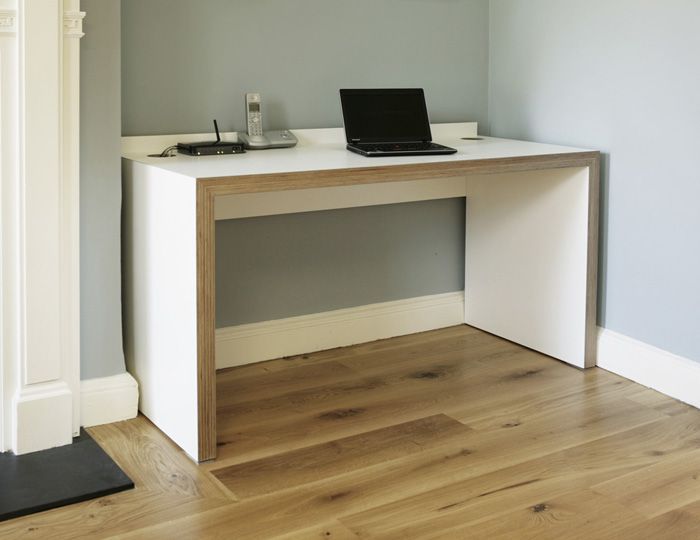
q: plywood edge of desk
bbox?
[584,153,601,368]
[194,151,600,196]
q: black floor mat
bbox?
[0,429,134,522]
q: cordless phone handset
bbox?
[245,93,265,139]
[238,93,298,149]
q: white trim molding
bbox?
[63,10,85,38]
[12,381,73,454]
[0,9,16,34]
[597,328,700,409]
[81,373,139,428]
[216,292,465,369]
[1,0,83,454]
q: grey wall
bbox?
[121,0,490,135]
[82,0,699,377]
[489,0,700,362]
[80,0,126,379]
[217,199,466,327]
[122,0,488,328]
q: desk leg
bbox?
[465,164,598,368]
[123,162,202,461]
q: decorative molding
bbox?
[2,0,83,455]
[0,10,17,34]
[81,373,139,428]
[62,3,84,435]
[63,10,85,38]
[12,381,73,454]
[597,327,700,410]
[216,292,466,369]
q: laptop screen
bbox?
[340,89,433,143]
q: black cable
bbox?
[148,145,178,158]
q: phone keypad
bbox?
[249,114,263,136]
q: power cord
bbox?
[148,145,178,158]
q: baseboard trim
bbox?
[216,292,465,369]
[597,327,700,409]
[12,381,73,454]
[80,373,139,428]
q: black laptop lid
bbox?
[340,88,433,144]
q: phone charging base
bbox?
[238,130,298,149]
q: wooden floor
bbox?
[3,325,700,539]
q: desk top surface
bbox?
[122,124,595,181]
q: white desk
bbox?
[122,123,599,462]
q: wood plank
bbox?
[626,386,695,417]
[0,416,233,540]
[213,338,640,469]
[211,415,470,498]
[614,498,700,539]
[213,347,581,465]
[592,449,700,519]
[0,491,230,540]
[217,360,357,406]
[424,489,641,540]
[614,509,700,540]
[269,520,359,540]
[217,325,477,377]
[120,395,667,540]
[335,326,513,377]
[87,416,229,499]
[341,409,700,538]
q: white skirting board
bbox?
[12,382,74,454]
[215,292,465,369]
[597,328,700,409]
[80,372,139,428]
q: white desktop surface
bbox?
[122,124,592,180]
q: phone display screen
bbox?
[249,103,260,113]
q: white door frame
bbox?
[0,0,83,454]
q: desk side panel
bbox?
[122,159,200,460]
[465,168,590,367]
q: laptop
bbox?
[339,88,457,157]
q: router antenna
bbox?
[213,119,221,143]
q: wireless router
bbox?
[177,120,246,156]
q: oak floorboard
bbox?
[421,489,642,540]
[625,386,696,417]
[88,417,230,500]
[217,360,357,406]
[0,417,233,540]
[218,325,477,378]
[592,448,700,519]
[614,499,700,539]
[122,394,667,539]
[268,520,360,540]
[212,414,470,498]
[340,410,700,538]
[213,348,637,467]
[2,326,700,540]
